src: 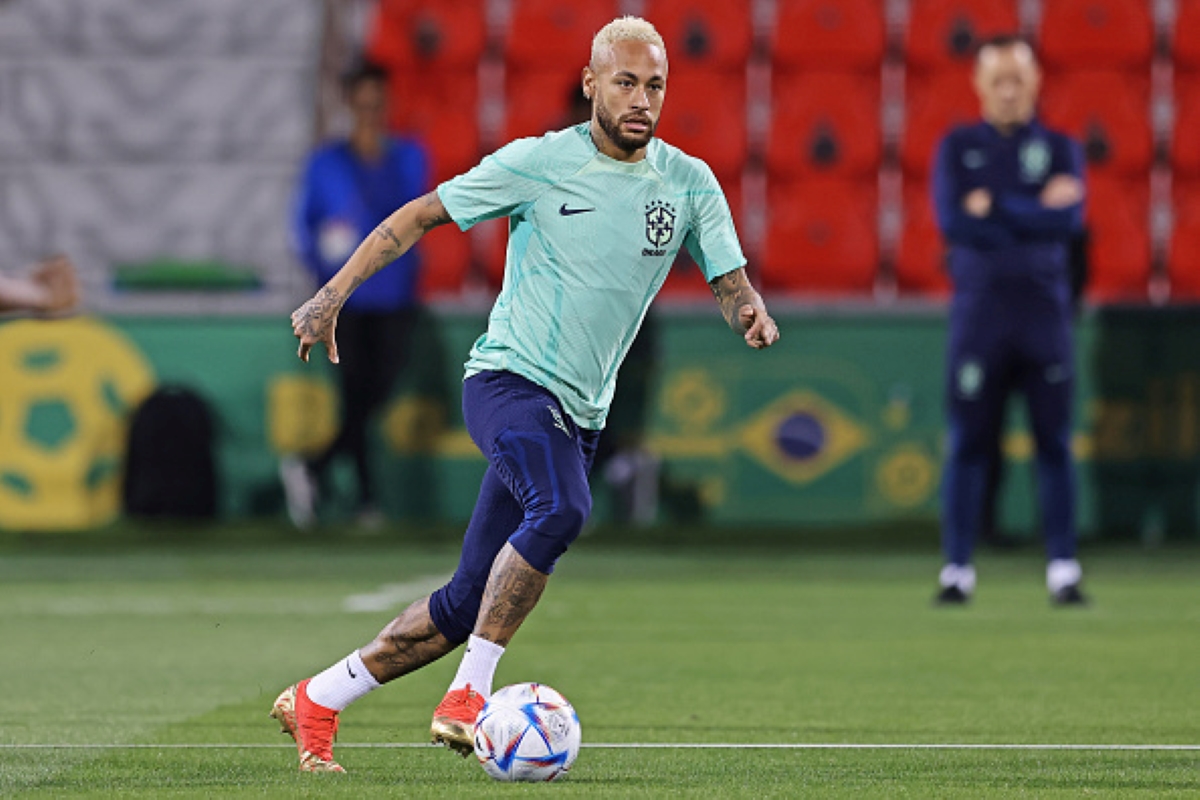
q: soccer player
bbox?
[932,35,1087,606]
[0,255,80,314]
[271,16,779,772]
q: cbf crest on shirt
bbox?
[437,122,746,430]
[644,199,676,255]
[1019,138,1051,184]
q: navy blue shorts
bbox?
[427,370,601,644]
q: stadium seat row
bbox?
[370,0,1184,73]
[760,175,1175,301]
[380,66,1198,185]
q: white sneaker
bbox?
[934,564,976,604]
[1046,559,1082,594]
[279,457,317,529]
[938,563,977,594]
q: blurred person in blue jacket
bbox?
[282,61,430,529]
[932,35,1088,606]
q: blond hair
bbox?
[590,16,666,66]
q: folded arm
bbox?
[994,175,1085,237]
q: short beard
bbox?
[594,99,655,153]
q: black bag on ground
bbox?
[123,385,218,519]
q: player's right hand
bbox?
[290,288,341,364]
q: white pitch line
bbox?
[342,574,452,613]
[2,743,1198,751]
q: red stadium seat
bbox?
[1175,1,1200,71]
[767,72,882,179]
[772,0,887,72]
[762,178,878,294]
[901,69,979,177]
[1169,181,1200,300]
[503,69,586,143]
[904,0,1019,73]
[642,0,752,68]
[368,0,488,70]
[1084,176,1150,302]
[896,180,951,295]
[1037,0,1154,70]
[655,68,747,181]
[657,259,715,298]
[388,69,480,181]
[1172,73,1200,176]
[505,0,618,70]
[1040,70,1152,178]
[418,225,472,298]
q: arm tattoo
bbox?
[709,269,761,332]
[359,193,452,287]
[373,222,403,249]
[365,224,408,280]
[419,192,452,232]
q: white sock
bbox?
[448,635,505,698]
[939,563,977,594]
[1047,559,1082,593]
[305,650,380,711]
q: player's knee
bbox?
[549,490,592,533]
[512,492,592,573]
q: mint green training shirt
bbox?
[437,123,745,430]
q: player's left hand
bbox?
[739,305,780,350]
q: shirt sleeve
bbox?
[436,137,553,231]
[682,160,747,282]
[993,135,1085,237]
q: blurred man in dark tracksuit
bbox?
[282,61,430,529]
[932,35,1088,606]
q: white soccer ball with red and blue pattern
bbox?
[472,682,581,782]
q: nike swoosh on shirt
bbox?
[559,204,595,216]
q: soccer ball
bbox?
[473,683,581,782]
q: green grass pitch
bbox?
[1,526,1197,797]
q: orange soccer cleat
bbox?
[430,684,487,757]
[270,679,345,773]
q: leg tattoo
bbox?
[474,544,549,648]
[360,597,457,683]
